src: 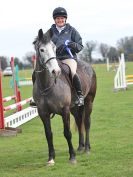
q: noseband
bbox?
[45,57,56,65]
[35,56,56,73]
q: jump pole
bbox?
[0,59,4,129]
[0,57,37,135]
[10,57,22,111]
[0,57,21,130]
[32,55,36,69]
[106,58,110,71]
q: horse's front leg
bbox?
[40,113,55,165]
[62,107,76,164]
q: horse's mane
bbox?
[33,29,53,45]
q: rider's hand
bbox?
[56,44,66,54]
[68,42,77,50]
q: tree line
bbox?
[0,35,133,70]
[80,35,133,64]
[0,52,34,70]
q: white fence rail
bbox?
[19,80,32,86]
[5,107,38,128]
[114,54,127,90]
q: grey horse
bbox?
[32,29,97,165]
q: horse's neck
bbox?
[35,62,54,88]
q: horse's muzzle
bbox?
[52,69,61,78]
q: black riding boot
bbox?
[30,71,37,107]
[73,74,84,106]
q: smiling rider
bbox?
[51,7,84,106]
[30,7,84,107]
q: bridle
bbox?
[34,44,58,95]
[35,56,57,73]
[34,40,56,73]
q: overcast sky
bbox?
[0,0,133,59]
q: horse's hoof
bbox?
[84,149,90,155]
[69,159,77,165]
[46,159,55,166]
[77,146,84,152]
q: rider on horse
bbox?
[30,7,84,107]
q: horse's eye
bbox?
[40,49,44,52]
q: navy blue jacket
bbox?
[50,23,83,60]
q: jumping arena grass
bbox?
[0,63,133,177]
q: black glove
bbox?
[67,42,77,50]
[56,44,67,54]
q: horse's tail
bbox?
[72,106,85,132]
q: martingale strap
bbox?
[36,72,55,96]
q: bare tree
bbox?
[14,57,23,69]
[0,56,8,70]
[80,41,97,63]
[107,47,119,62]
[99,43,109,59]
[117,36,133,60]
[23,51,35,68]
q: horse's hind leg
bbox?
[62,107,76,164]
[84,94,94,153]
[71,106,85,152]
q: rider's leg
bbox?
[72,73,84,106]
[62,59,84,106]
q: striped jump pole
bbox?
[32,54,36,70]
[4,97,32,112]
[0,59,5,129]
[0,57,22,129]
[0,57,38,134]
[3,95,16,102]
[126,75,133,85]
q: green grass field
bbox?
[0,63,133,177]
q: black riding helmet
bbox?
[53,7,67,19]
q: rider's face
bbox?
[54,17,66,27]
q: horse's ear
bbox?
[45,29,53,40]
[38,29,43,40]
[33,40,37,45]
[49,29,53,38]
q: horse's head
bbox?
[33,29,61,78]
